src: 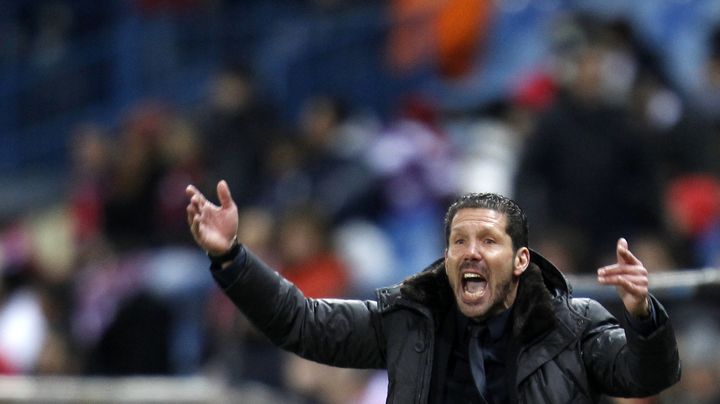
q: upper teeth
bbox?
[463,273,483,280]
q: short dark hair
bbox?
[443,193,528,251]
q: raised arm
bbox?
[185,180,386,369]
[582,238,680,397]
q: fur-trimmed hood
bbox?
[396,250,571,344]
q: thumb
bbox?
[216,180,234,208]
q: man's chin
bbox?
[457,301,489,321]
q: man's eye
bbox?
[454,239,465,245]
[483,239,495,244]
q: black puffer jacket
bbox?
[216,247,680,404]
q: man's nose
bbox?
[465,241,483,259]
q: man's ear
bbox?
[513,247,530,276]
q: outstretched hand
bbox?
[186,180,239,255]
[597,238,650,318]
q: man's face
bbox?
[444,208,529,321]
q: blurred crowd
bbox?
[1,2,720,404]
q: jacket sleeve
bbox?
[580,295,681,397]
[211,245,387,369]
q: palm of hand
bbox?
[186,181,239,255]
[197,203,238,254]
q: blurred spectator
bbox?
[601,18,672,96]
[153,116,205,245]
[296,95,378,222]
[448,98,537,199]
[142,247,214,374]
[86,291,172,375]
[260,95,379,223]
[628,73,710,182]
[515,17,663,270]
[198,66,282,208]
[258,137,312,217]
[102,102,170,250]
[277,206,349,299]
[365,96,454,279]
[677,26,720,179]
[67,123,112,250]
[74,246,213,376]
[71,251,151,373]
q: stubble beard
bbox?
[465,269,518,322]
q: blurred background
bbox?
[0,0,719,402]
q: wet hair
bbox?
[443,193,528,251]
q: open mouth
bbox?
[462,272,488,298]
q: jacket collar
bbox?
[394,249,569,344]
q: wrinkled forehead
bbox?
[450,208,508,232]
